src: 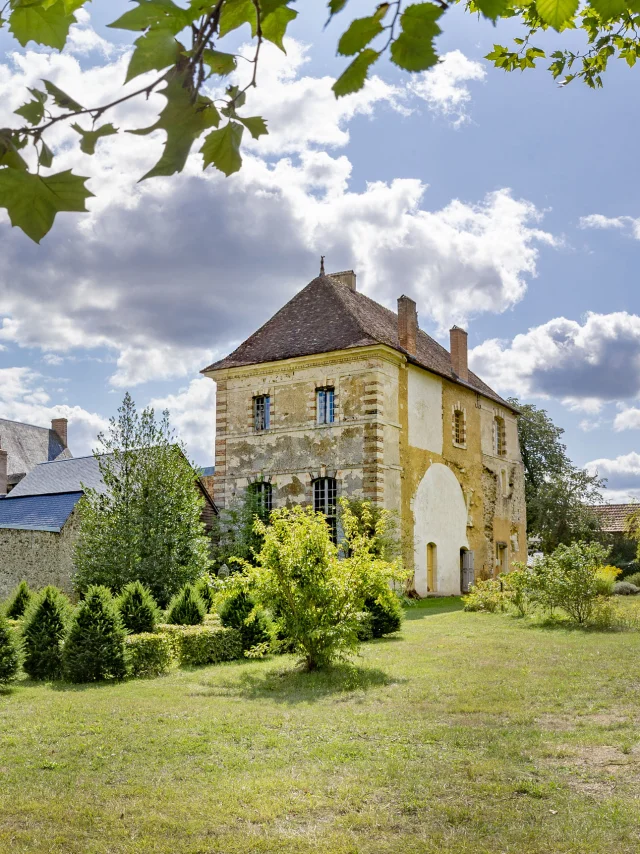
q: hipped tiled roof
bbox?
[202,275,513,409]
[591,503,639,533]
[0,417,71,482]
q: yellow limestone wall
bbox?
[206,345,527,595]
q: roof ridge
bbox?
[0,417,52,431]
[3,490,84,501]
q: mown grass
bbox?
[2,596,640,853]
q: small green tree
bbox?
[531,541,610,625]
[0,615,20,687]
[4,580,32,619]
[209,489,269,572]
[117,582,160,635]
[195,575,215,613]
[22,587,72,681]
[245,500,408,670]
[74,393,211,606]
[364,590,403,638]
[219,587,270,651]
[166,584,206,626]
[63,586,127,683]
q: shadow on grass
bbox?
[197,661,403,704]
[403,597,463,620]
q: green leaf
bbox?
[474,0,510,20]
[108,0,189,34]
[332,48,380,97]
[262,4,297,51]
[390,3,443,72]
[202,49,237,76]
[72,122,118,155]
[327,0,349,17]
[219,0,256,38]
[237,115,268,139]
[0,133,28,171]
[14,91,46,126]
[9,0,75,49]
[38,140,54,168]
[125,27,179,82]
[589,0,627,19]
[63,0,88,12]
[129,73,220,180]
[43,79,84,111]
[337,12,386,56]
[535,0,579,29]
[200,121,244,176]
[0,168,93,243]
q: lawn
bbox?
[2,597,640,853]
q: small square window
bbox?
[317,387,335,425]
[254,395,270,431]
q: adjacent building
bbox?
[202,269,527,595]
[0,416,71,495]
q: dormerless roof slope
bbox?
[202,275,513,409]
[591,504,638,533]
[0,418,71,483]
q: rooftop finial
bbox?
[320,255,325,276]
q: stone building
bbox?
[202,269,527,595]
[0,416,71,494]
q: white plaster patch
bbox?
[413,463,469,595]
[407,367,443,453]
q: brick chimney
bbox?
[0,440,7,496]
[51,417,68,448]
[397,295,418,356]
[330,270,357,291]
[450,325,468,382]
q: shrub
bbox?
[22,586,72,681]
[531,541,610,625]
[195,575,215,613]
[125,633,176,677]
[63,586,127,682]
[158,624,242,666]
[219,588,270,651]
[463,578,506,613]
[613,581,640,596]
[4,580,32,619]
[356,611,374,641]
[0,614,20,687]
[117,581,160,634]
[504,566,534,616]
[363,589,403,637]
[166,584,206,626]
[625,571,640,588]
[595,565,621,596]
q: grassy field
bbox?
[2,597,640,853]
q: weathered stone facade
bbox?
[203,272,527,595]
[0,510,80,599]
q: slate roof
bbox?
[202,275,513,409]
[0,417,71,483]
[8,455,105,498]
[591,504,639,533]
[0,492,82,532]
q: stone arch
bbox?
[413,463,469,596]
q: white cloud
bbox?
[614,408,640,432]
[148,377,216,464]
[408,50,486,127]
[586,452,640,502]
[580,213,640,240]
[470,311,640,405]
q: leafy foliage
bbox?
[209,488,270,572]
[63,586,127,682]
[218,587,271,651]
[166,583,206,625]
[125,632,176,676]
[117,581,161,634]
[0,614,20,687]
[157,623,242,665]
[3,580,32,619]
[22,586,72,681]
[510,399,605,553]
[74,393,211,607]
[463,578,507,613]
[243,500,408,670]
[363,589,403,637]
[195,575,216,613]
[613,580,640,595]
[2,0,636,241]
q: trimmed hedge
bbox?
[158,624,242,666]
[4,580,32,619]
[125,633,176,677]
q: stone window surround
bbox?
[451,402,467,449]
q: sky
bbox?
[0,1,638,501]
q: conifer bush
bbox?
[219,588,270,651]
[364,590,403,638]
[22,586,72,681]
[166,584,206,626]
[195,575,216,613]
[0,614,20,687]
[117,581,160,634]
[4,580,32,619]
[63,586,127,683]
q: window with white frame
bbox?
[317,387,335,424]
[248,481,273,515]
[254,395,270,431]
[313,476,337,542]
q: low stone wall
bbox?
[0,510,79,600]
